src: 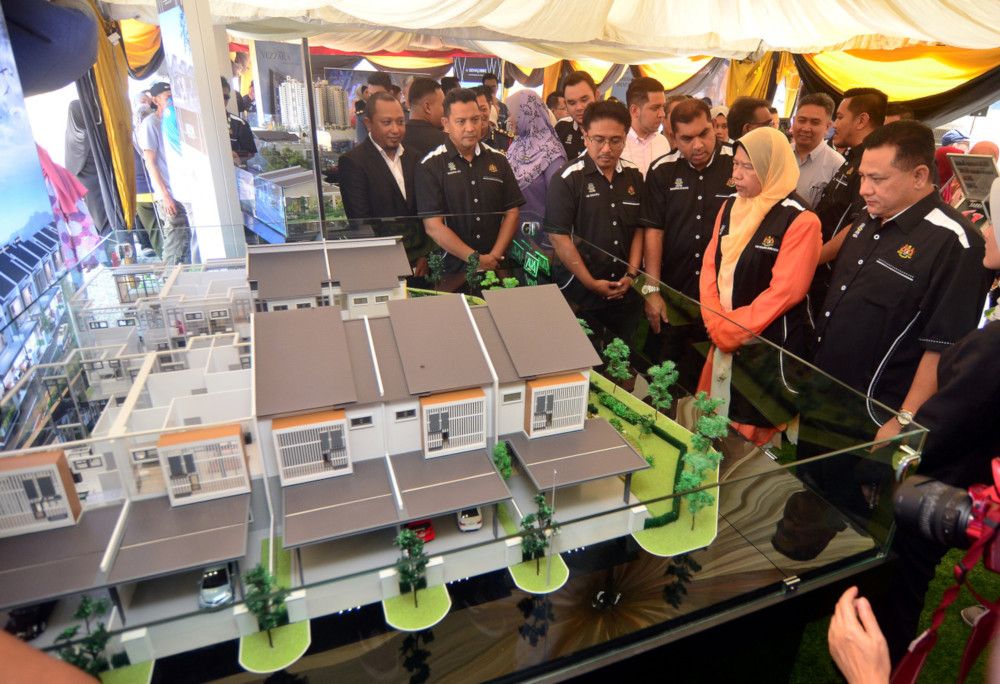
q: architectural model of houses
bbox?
[0,450,81,538]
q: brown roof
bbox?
[343,319,381,404]
[326,241,411,293]
[388,295,493,395]
[367,316,410,403]
[483,284,601,379]
[247,246,327,301]
[470,306,519,384]
[253,308,358,418]
[157,423,242,448]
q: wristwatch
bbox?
[640,284,660,297]
[895,410,914,427]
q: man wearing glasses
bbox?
[545,100,645,340]
[726,96,773,140]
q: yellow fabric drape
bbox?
[120,18,160,74]
[366,55,452,70]
[568,59,614,84]
[81,0,134,229]
[775,52,799,118]
[638,56,713,90]
[542,61,562,100]
[804,47,1000,101]
[726,51,775,103]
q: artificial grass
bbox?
[509,554,570,594]
[99,661,153,684]
[631,494,719,557]
[497,501,519,536]
[260,536,292,589]
[382,584,452,632]
[238,620,311,674]
[789,548,1000,683]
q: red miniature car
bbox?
[405,519,435,542]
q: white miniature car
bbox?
[198,565,235,610]
[456,507,483,532]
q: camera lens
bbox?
[894,475,972,548]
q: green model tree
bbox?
[394,528,429,608]
[56,596,111,677]
[678,391,729,530]
[647,361,679,416]
[637,413,655,440]
[427,252,445,286]
[520,493,559,575]
[493,441,513,480]
[465,252,482,289]
[502,277,520,289]
[602,337,631,395]
[576,317,594,337]
[479,270,501,290]
[244,564,290,648]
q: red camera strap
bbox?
[891,505,1000,684]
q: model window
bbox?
[255,301,267,313]
[395,409,417,421]
[317,296,330,307]
[296,303,312,309]
[88,320,109,330]
[350,415,373,428]
[426,410,450,451]
[352,297,369,305]
[117,318,136,327]
[531,384,586,432]
[210,309,230,319]
[272,305,288,311]
[275,423,348,477]
[502,391,522,403]
[185,312,204,321]
[248,280,258,291]
[375,295,389,303]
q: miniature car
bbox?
[4,600,57,642]
[456,507,483,532]
[405,519,435,542]
[198,565,235,610]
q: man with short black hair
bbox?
[440,76,460,94]
[482,72,508,131]
[545,100,645,340]
[402,77,447,160]
[662,94,689,148]
[884,102,914,124]
[809,87,888,314]
[416,88,524,274]
[791,93,844,208]
[340,92,430,275]
[814,121,990,445]
[555,71,599,159]
[356,72,393,143]
[221,77,256,164]
[727,96,773,140]
[546,91,568,121]
[474,87,510,151]
[622,76,669,177]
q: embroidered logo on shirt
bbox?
[670,178,689,191]
[762,236,775,247]
[852,223,866,238]
[488,163,498,173]
[627,185,636,196]
[587,182,596,194]
[566,134,573,144]
[897,244,916,259]
[448,162,457,172]
[726,178,736,187]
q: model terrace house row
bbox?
[246,237,410,319]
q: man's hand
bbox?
[479,253,501,271]
[413,257,429,278]
[162,194,178,217]
[232,151,242,165]
[871,416,903,451]
[828,586,891,684]
[590,279,626,300]
[644,292,669,333]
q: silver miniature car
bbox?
[198,565,235,610]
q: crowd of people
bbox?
[336,69,1000,679]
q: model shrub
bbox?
[56,596,111,677]
[493,441,513,480]
[394,528,429,608]
[244,564,290,647]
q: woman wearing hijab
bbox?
[698,126,822,445]
[505,90,567,236]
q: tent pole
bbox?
[300,38,327,228]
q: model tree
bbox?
[493,441,513,480]
[244,563,290,648]
[678,391,728,530]
[577,317,594,337]
[427,251,445,286]
[480,270,501,290]
[647,361,679,415]
[602,337,631,395]
[56,596,111,677]
[520,493,559,575]
[395,528,429,608]
[465,252,482,289]
[502,277,519,289]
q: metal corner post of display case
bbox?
[300,38,326,226]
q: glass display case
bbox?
[0,215,927,682]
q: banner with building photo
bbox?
[251,40,308,131]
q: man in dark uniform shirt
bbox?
[222,78,256,164]
[402,77,447,160]
[808,88,886,318]
[554,71,598,160]
[416,88,525,274]
[641,98,734,386]
[545,100,645,342]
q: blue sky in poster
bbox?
[0,5,54,246]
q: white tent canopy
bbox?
[102,0,1000,63]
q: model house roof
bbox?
[247,246,327,301]
[388,294,493,395]
[343,319,382,404]
[17,240,48,261]
[0,253,29,287]
[483,284,601,378]
[326,241,410,293]
[253,307,358,418]
[469,306,519,384]
[366,316,411,403]
[6,244,39,271]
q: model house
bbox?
[0,450,81,538]
[246,236,410,319]
[157,423,250,506]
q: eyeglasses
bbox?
[587,135,626,149]
[224,94,231,102]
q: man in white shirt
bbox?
[622,76,670,177]
[791,93,845,208]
